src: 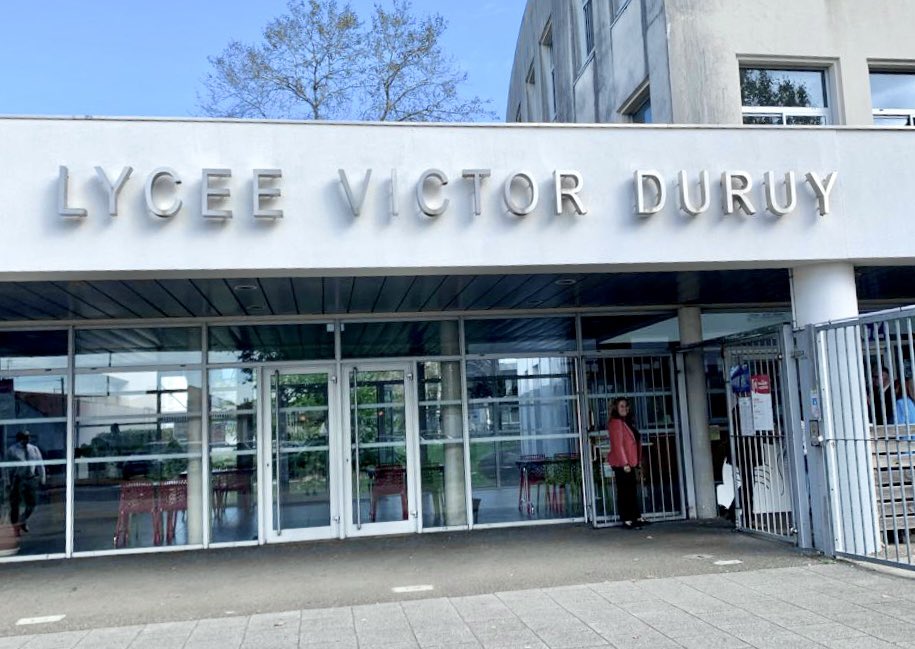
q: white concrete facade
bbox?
[3,117,915,280]
[508,0,915,127]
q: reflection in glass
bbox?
[341,321,456,358]
[870,72,915,110]
[209,368,257,543]
[418,361,466,527]
[464,318,576,354]
[273,373,331,532]
[0,330,68,371]
[874,114,912,126]
[1,374,68,556]
[740,68,826,108]
[466,357,582,524]
[74,370,204,552]
[208,324,334,364]
[350,370,408,525]
[76,327,202,368]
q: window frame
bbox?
[738,64,833,126]
[869,68,915,127]
[539,22,558,122]
[619,80,651,124]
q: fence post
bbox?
[780,325,813,549]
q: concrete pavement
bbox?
[2,563,915,648]
[2,521,915,647]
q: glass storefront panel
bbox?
[272,372,332,531]
[0,330,68,371]
[76,327,202,368]
[208,324,335,364]
[0,375,68,557]
[349,370,408,525]
[464,318,576,355]
[209,368,257,543]
[581,314,677,351]
[341,320,457,358]
[417,362,466,527]
[466,357,582,524]
[74,370,204,551]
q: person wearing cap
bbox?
[6,431,45,534]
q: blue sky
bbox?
[0,0,526,121]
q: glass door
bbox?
[343,362,419,537]
[264,367,338,542]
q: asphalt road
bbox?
[0,520,823,636]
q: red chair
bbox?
[212,470,252,520]
[518,455,546,516]
[113,481,160,548]
[370,465,407,522]
[158,480,187,545]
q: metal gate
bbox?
[581,353,686,527]
[810,306,915,568]
[722,327,802,542]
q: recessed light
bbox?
[246,305,266,313]
[233,284,258,292]
[554,278,577,286]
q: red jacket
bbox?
[607,418,640,468]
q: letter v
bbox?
[338,169,372,216]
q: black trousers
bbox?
[9,475,38,525]
[613,467,641,523]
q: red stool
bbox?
[158,480,187,545]
[370,465,407,522]
[518,455,546,516]
[113,481,160,548]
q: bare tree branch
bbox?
[199,0,494,122]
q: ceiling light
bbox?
[246,305,266,313]
[233,284,258,292]
[554,278,577,286]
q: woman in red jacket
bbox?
[607,397,645,529]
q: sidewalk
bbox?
[2,522,914,648]
[2,562,915,649]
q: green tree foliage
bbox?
[740,69,811,108]
[200,0,491,122]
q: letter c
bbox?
[145,167,183,218]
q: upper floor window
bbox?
[540,23,557,121]
[630,96,652,123]
[870,71,915,126]
[581,1,595,58]
[740,68,829,125]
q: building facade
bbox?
[2,1,915,562]
[508,0,915,127]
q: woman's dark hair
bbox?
[609,397,631,420]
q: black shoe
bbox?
[635,518,651,527]
[20,523,29,533]
[622,521,637,530]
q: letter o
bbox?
[503,171,539,216]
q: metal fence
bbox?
[722,328,799,541]
[581,353,685,527]
[813,307,915,567]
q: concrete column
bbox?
[791,262,878,556]
[440,321,467,526]
[678,306,718,519]
[790,262,859,328]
